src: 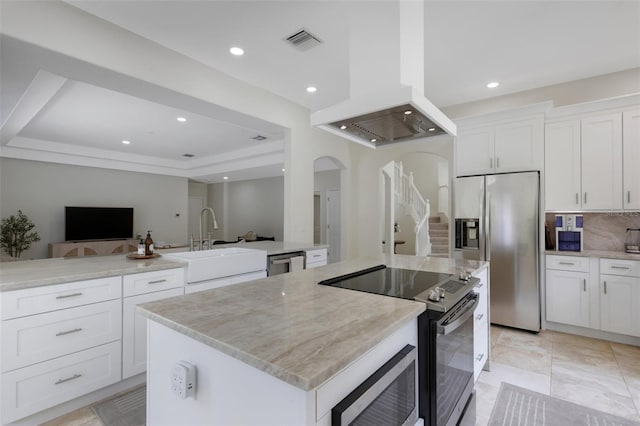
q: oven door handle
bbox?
[437,295,479,335]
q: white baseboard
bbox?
[545,322,640,346]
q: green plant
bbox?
[0,210,41,258]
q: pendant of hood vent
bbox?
[331,104,444,147]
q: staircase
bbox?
[394,162,431,256]
[428,216,449,258]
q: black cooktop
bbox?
[318,265,478,312]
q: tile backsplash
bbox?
[545,212,640,251]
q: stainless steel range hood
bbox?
[310,86,456,149]
[310,0,456,149]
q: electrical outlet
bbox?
[171,361,196,399]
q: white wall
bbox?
[313,169,340,245]
[209,177,284,241]
[0,158,188,259]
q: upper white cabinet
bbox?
[456,117,543,177]
[623,108,640,209]
[545,112,623,210]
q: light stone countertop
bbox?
[138,254,488,391]
[545,250,640,261]
[0,255,186,292]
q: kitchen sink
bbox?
[164,248,267,283]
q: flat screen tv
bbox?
[65,207,134,241]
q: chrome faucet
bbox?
[198,207,219,250]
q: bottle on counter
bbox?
[145,231,154,256]
[137,239,145,255]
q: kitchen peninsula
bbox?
[138,255,489,425]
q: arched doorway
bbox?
[313,156,345,263]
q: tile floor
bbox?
[42,326,640,426]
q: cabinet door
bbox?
[544,120,582,211]
[122,288,184,379]
[600,274,640,337]
[456,127,494,176]
[473,268,489,382]
[545,269,589,328]
[623,109,640,209]
[494,118,542,172]
[581,113,623,210]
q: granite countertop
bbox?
[545,250,640,261]
[236,240,329,255]
[0,255,186,292]
[138,254,488,391]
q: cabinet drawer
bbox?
[1,299,122,372]
[1,341,121,424]
[600,258,640,277]
[305,249,327,267]
[546,255,589,272]
[473,318,488,383]
[123,268,185,297]
[184,277,232,294]
[1,276,121,320]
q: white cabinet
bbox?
[183,270,266,294]
[600,258,640,337]
[473,267,489,382]
[305,248,328,269]
[122,268,184,379]
[623,108,640,209]
[545,112,623,211]
[545,255,591,328]
[456,118,543,177]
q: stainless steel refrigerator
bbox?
[453,171,540,332]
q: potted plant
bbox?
[0,210,41,259]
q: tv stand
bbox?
[48,239,138,258]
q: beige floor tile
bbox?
[622,372,640,416]
[551,380,640,422]
[491,343,551,375]
[496,327,553,351]
[490,325,503,348]
[474,379,500,426]
[39,407,102,426]
[551,359,630,398]
[551,331,613,353]
[612,342,640,377]
[552,341,619,369]
[478,361,551,396]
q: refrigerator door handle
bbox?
[485,191,491,262]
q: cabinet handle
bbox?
[604,281,607,294]
[476,313,484,321]
[148,279,167,284]
[55,373,82,385]
[558,262,575,266]
[575,193,579,205]
[312,254,322,258]
[490,158,493,168]
[629,191,632,203]
[476,353,485,362]
[56,292,83,299]
[496,157,500,168]
[56,327,83,336]
[583,279,586,292]
[611,266,630,270]
[584,192,587,204]
[474,282,485,288]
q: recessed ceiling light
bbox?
[229,47,244,56]
[223,176,229,180]
[282,168,286,172]
[404,110,413,115]
[428,127,436,132]
[487,81,500,89]
[176,117,187,122]
[122,140,131,145]
[370,138,377,143]
[339,124,347,130]
[306,86,317,93]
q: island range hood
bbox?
[310,0,456,149]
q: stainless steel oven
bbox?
[419,292,477,426]
[332,345,418,426]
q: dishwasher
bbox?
[267,251,306,276]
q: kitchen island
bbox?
[138,255,489,425]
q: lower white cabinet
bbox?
[600,274,640,337]
[546,269,590,328]
[122,287,184,379]
[473,267,489,382]
[1,341,122,424]
[305,248,328,269]
[184,271,267,294]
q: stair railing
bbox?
[393,162,431,256]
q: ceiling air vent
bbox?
[252,135,267,141]
[285,29,322,51]
[182,153,195,158]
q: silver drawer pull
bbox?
[476,313,484,321]
[271,259,291,265]
[583,279,586,292]
[610,266,630,270]
[558,262,575,266]
[55,373,82,385]
[575,193,579,204]
[476,353,485,362]
[313,254,322,258]
[56,328,83,337]
[148,279,167,284]
[604,281,607,294]
[56,292,83,299]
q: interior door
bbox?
[327,189,341,263]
